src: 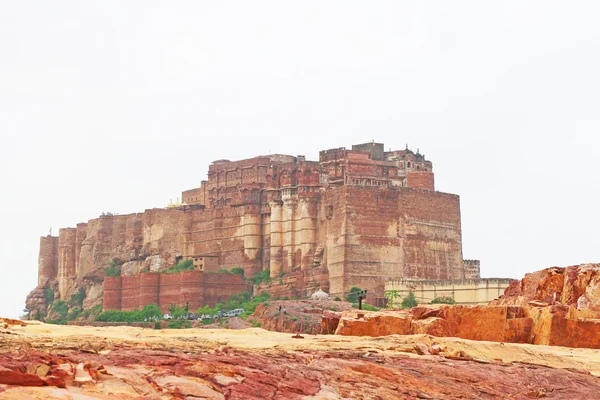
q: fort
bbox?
[27,142,480,313]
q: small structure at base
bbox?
[311,289,329,300]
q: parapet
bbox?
[464,260,481,279]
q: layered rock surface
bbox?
[333,265,600,349]
[2,318,600,399]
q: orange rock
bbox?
[0,370,46,386]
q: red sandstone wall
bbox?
[399,188,464,280]
[341,186,402,296]
[38,236,58,286]
[120,275,141,311]
[203,273,248,306]
[180,270,204,311]
[103,271,248,312]
[159,273,181,310]
[139,273,160,309]
[57,228,77,298]
[103,276,122,311]
[407,171,435,191]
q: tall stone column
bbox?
[242,208,262,278]
[57,228,77,299]
[281,196,297,273]
[269,200,283,278]
[296,198,318,270]
[38,236,58,287]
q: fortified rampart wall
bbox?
[103,271,249,312]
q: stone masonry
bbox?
[27,142,478,313]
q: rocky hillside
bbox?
[2,318,600,398]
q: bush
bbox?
[345,287,364,303]
[142,304,162,320]
[334,296,341,302]
[81,304,103,319]
[431,296,456,305]
[168,320,192,329]
[154,321,162,329]
[96,309,144,322]
[251,320,261,328]
[69,288,86,309]
[50,300,69,320]
[164,259,194,274]
[105,260,122,277]
[283,296,289,301]
[167,303,188,319]
[250,269,271,285]
[66,308,81,321]
[44,288,55,305]
[401,292,418,309]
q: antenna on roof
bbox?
[405,143,408,150]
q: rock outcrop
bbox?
[494,264,600,311]
[331,264,600,350]
[334,305,600,349]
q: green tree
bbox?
[401,292,418,309]
[105,260,122,277]
[50,300,69,320]
[345,287,364,303]
[44,288,55,305]
[141,304,162,320]
[384,290,400,308]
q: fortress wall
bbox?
[103,276,122,311]
[407,171,435,190]
[317,188,348,297]
[296,198,318,270]
[74,223,88,277]
[398,188,464,280]
[139,273,160,309]
[159,273,182,310]
[269,201,283,278]
[203,273,248,306]
[342,187,403,295]
[184,207,246,272]
[38,236,58,287]
[120,275,141,311]
[242,210,262,278]
[142,209,188,267]
[180,270,204,311]
[57,228,77,299]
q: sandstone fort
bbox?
[27,141,483,313]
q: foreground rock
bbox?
[334,304,600,349]
[2,318,600,398]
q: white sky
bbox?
[1,1,599,318]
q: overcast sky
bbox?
[1,1,599,318]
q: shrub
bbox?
[66,308,81,321]
[291,317,297,322]
[164,259,194,274]
[431,296,456,305]
[81,304,103,319]
[96,309,144,322]
[50,300,69,320]
[250,269,271,285]
[251,320,261,328]
[69,288,86,309]
[105,260,122,277]
[283,296,289,301]
[345,287,364,303]
[167,320,192,329]
[167,303,188,319]
[141,304,162,320]
[154,321,162,329]
[401,292,418,309]
[333,296,341,302]
[44,288,55,305]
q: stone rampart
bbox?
[103,271,247,312]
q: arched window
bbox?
[407,162,411,168]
